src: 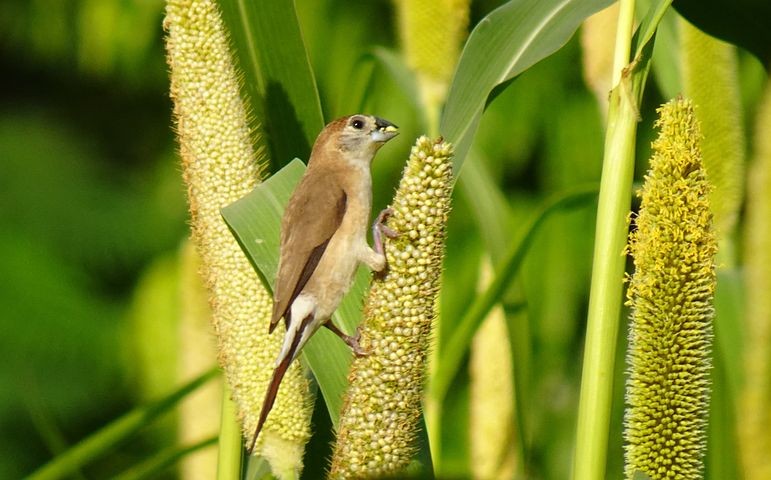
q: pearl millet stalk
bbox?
[394,0,469,131]
[164,0,312,474]
[624,98,716,480]
[329,136,453,478]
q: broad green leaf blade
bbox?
[440,0,615,173]
[217,0,325,169]
[221,160,368,427]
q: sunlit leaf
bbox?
[440,0,614,173]
[217,0,325,169]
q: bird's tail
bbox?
[247,313,313,454]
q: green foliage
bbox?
[218,0,324,169]
[441,0,615,170]
[3,0,768,478]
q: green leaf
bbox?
[430,185,598,403]
[643,3,681,99]
[674,0,771,67]
[440,0,615,173]
[217,0,325,169]
[112,436,217,480]
[632,0,673,59]
[25,369,218,480]
[221,160,368,427]
[457,152,515,263]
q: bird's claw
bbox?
[344,327,370,358]
[325,322,370,357]
[373,207,398,256]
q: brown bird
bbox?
[249,114,399,453]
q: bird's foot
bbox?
[372,207,398,256]
[325,322,370,357]
[344,327,369,358]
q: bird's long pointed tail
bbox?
[247,313,312,454]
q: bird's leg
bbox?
[372,207,398,256]
[324,321,369,357]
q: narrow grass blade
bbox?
[112,436,217,480]
[26,368,218,480]
[431,185,598,403]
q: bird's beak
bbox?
[371,117,399,143]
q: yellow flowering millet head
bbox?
[328,136,453,479]
[394,0,469,120]
[624,97,716,480]
[164,0,311,468]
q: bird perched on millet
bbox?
[249,114,400,453]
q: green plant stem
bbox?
[430,185,598,404]
[113,436,218,480]
[216,384,243,480]
[572,0,637,478]
[25,368,218,480]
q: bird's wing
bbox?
[270,174,347,332]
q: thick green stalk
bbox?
[216,386,242,480]
[572,0,637,478]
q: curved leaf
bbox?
[430,185,598,403]
[440,0,614,173]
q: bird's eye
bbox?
[351,118,364,130]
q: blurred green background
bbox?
[1,0,185,477]
[1,0,767,478]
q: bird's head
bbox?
[336,114,399,157]
[309,114,399,169]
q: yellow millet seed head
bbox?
[394,0,469,105]
[164,0,312,465]
[329,136,453,479]
[623,97,716,480]
[470,261,517,479]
